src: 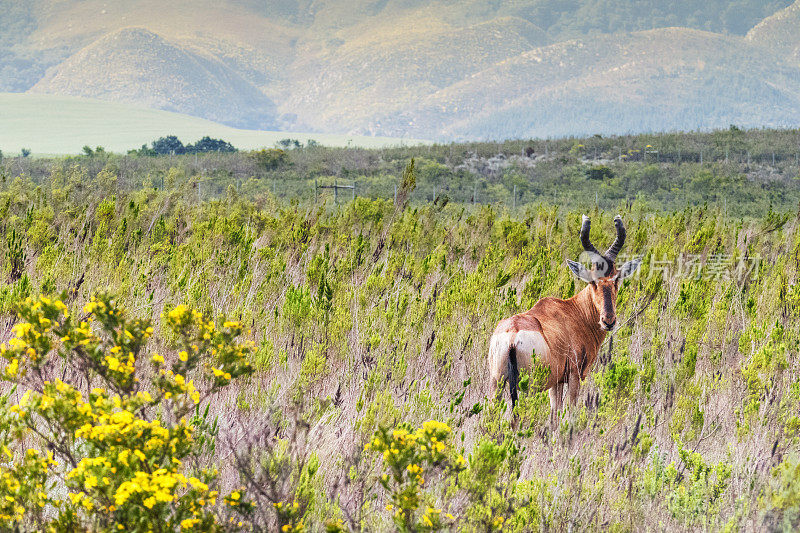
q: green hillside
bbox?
[0,93,425,155]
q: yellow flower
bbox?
[105,356,121,371]
[181,518,200,529]
[5,358,19,377]
[152,353,165,364]
[167,305,189,322]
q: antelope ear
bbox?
[566,260,594,283]
[616,258,642,280]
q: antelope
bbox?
[488,215,641,415]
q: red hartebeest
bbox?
[488,215,641,414]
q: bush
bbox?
[366,420,464,531]
[0,294,255,530]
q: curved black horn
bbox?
[580,215,610,274]
[605,215,626,262]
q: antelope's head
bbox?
[567,215,641,331]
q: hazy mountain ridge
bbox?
[374,27,800,138]
[746,0,800,62]
[3,0,800,140]
[30,27,279,130]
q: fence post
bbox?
[334,178,338,204]
[394,185,397,204]
[513,184,516,210]
[352,179,355,201]
[314,179,318,202]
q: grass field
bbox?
[2,134,800,530]
[0,93,427,155]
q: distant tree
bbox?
[151,135,185,155]
[82,146,107,157]
[306,139,320,148]
[20,148,30,158]
[252,148,289,171]
[186,136,237,153]
[278,138,302,149]
[0,149,3,163]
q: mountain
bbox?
[29,28,279,130]
[2,1,800,141]
[374,28,800,139]
[284,16,550,134]
[746,0,800,63]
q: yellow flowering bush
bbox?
[0,294,255,531]
[366,420,463,532]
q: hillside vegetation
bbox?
[3,0,800,139]
[0,134,800,529]
[0,93,420,154]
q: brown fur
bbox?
[488,215,638,418]
[488,270,622,413]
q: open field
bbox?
[0,135,799,530]
[0,93,425,155]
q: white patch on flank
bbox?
[512,329,549,370]
[488,329,550,392]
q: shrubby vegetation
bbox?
[0,128,798,529]
[6,127,800,215]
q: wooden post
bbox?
[314,179,318,202]
[512,184,516,210]
[334,178,338,204]
[394,185,397,204]
[352,179,355,201]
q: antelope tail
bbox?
[507,345,519,409]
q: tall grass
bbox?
[0,145,799,529]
